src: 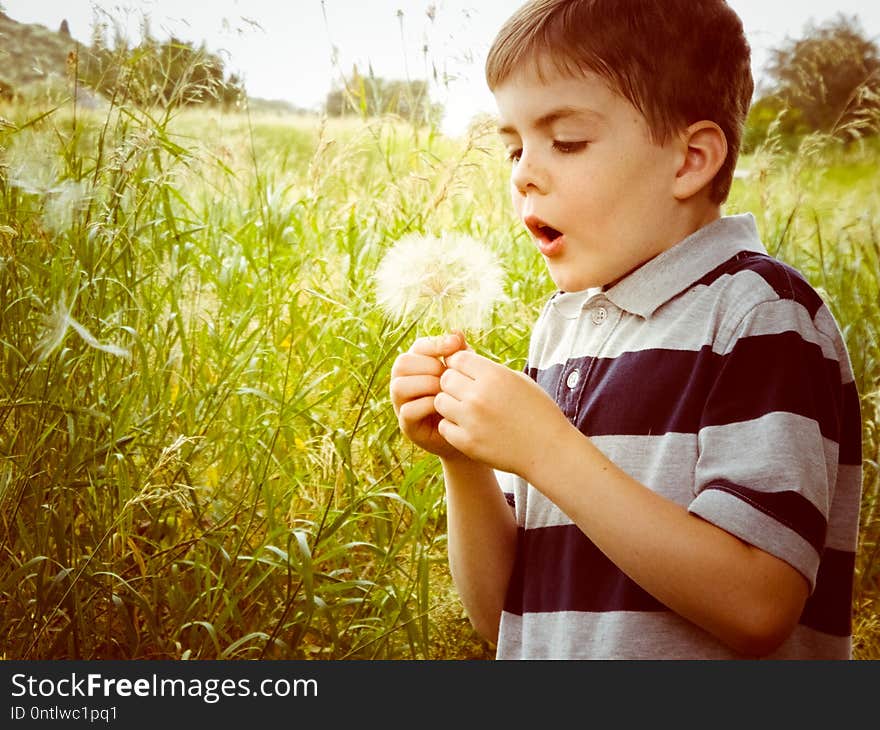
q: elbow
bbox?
[466,607,501,646]
[728,624,793,658]
[724,602,802,658]
[715,554,810,658]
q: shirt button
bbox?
[566,370,580,389]
[591,307,608,325]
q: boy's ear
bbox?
[672,121,727,201]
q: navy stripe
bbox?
[800,548,855,637]
[691,250,861,464]
[503,524,667,616]
[705,480,827,553]
[530,347,714,435]
[693,251,825,318]
[702,331,841,437]
[692,251,760,290]
[504,525,854,638]
[527,332,844,445]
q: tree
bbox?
[325,65,442,126]
[759,14,880,140]
[77,28,245,109]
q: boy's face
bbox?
[493,65,688,292]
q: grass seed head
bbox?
[34,292,131,361]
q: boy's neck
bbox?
[665,200,724,255]
[602,202,724,291]
[676,196,723,241]
[690,203,724,234]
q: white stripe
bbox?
[713,296,837,359]
[827,463,862,551]
[528,269,845,369]
[496,610,849,659]
[815,305,858,383]
[689,487,821,587]
[498,433,700,530]
[697,412,838,516]
[500,418,853,564]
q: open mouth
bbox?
[524,215,562,242]
[538,225,562,242]
[524,215,564,256]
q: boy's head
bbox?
[486,0,753,204]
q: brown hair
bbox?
[485,0,754,203]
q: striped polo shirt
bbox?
[495,213,863,659]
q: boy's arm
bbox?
[389,336,517,643]
[436,348,810,657]
[537,423,809,656]
[441,456,517,643]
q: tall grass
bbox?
[0,90,517,658]
[1,88,877,659]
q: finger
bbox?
[398,395,439,424]
[449,329,474,352]
[390,352,445,378]
[433,390,464,424]
[389,374,441,405]
[410,332,465,358]
[444,349,491,378]
[437,417,469,456]
[438,366,474,400]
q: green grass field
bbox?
[1,97,877,659]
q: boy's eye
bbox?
[553,140,588,154]
[505,140,587,163]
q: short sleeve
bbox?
[688,298,846,589]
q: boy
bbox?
[389,0,862,659]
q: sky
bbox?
[3,0,880,136]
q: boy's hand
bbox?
[389,333,469,461]
[436,346,571,479]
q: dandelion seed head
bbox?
[374,233,506,332]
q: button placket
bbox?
[565,300,619,427]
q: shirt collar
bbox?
[602,213,767,319]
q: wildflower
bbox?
[373,232,506,333]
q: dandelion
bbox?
[373,232,506,333]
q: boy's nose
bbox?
[511,150,549,195]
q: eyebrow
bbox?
[497,106,605,136]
